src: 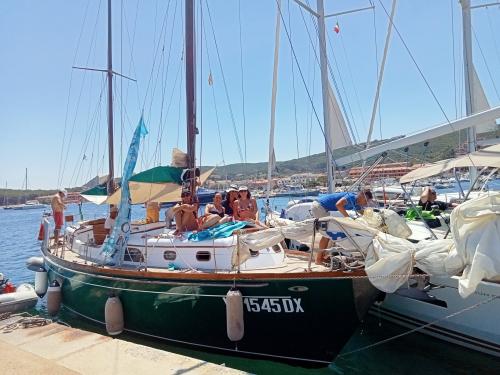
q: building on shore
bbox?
[348,162,421,181]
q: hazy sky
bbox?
[1,0,499,189]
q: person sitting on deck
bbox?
[199,192,232,229]
[234,186,258,222]
[418,187,450,211]
[104,205,118,235]
[51,189,67,245]
[172,190,199,234]
[311,190,373,265]
[222,186,238,217]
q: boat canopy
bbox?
[105,167,214,205]
[80,166,214,205]
[400,143,500,183]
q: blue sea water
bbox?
[1,190,499,374]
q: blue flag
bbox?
[101,117,148,265]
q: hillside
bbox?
[211,130,499,180]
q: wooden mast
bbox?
[185,0,197,195]
[107,0,115,195]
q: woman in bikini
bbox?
[205,192,225,217]
[234,186,258,221]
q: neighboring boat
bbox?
[0,274,38,314]
[36,1,379,367]
[12,200,46,210]
[272,185,320,198]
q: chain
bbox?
[0,315,52,333]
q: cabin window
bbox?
[272,244,282,253]
[163,251,177,261]
[124,248,144,263]
[249,249,259,257]
[196,251,211,261]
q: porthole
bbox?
[196,251,211,261]
[272,244,282,253]
[163,250,177,261]
[124,247,144,262]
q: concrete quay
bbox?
[0,316,249,375]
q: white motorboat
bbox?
[12,200,46,210]
[0,275,38,314]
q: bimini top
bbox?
[400,143,500,183]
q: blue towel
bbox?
[188,221,248,242]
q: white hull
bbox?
[373,276,500,357]
[0,284,38,313]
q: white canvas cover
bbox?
[400,143,500,183]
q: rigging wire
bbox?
[59,1,103,188]
[274,0,339,165]
[486,6,500,69]
[370,0,383,141]
[303,0,360,144]
[149,0,179,167]
[57,0,93,187]
[238,0,248,164]
[297,2,359,151]
[201,2,227,175]
[376,0,451,124]
[450,0,458,118]
[472,25,500,102]
[199,0,204,170]
[287,0,301,159]
[205,0,245,163]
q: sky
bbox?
[1,0,500,189]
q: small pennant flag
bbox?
[208,72,213,86]
[334,22,340,34]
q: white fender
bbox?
[226,288,244,342]
[34,269,48,297]
[105,295,124,335]
[46,280,61,316]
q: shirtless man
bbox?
[51,189,67,244]
[172,190,198,234]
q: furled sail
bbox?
[101,117,148,265]
[471,65,498,134]
[327,84,352,150]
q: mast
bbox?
[460,0,477,184]
[25,168,28,191]
[365,0,397,151]
[185,0,197,195]
[267,0,281,200]
[107,0,115,195]
[316,0,334,193]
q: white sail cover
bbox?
[328,84,352,150]
[251,195,500,297]
[341,193,500,297]
[400,143,500,183]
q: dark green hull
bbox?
[44,253,376,366]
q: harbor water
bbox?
[1,189,499,374]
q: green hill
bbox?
[210,130,499,180]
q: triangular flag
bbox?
[334,22,340,34]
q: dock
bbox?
[0,316,249,375]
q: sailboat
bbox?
[36,0,379,366]
[11,168,46,210]
[332,0,500,358]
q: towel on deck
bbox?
[188,221,248,242]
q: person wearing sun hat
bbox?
[222,185,238,216]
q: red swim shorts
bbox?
[54,211,64,229]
